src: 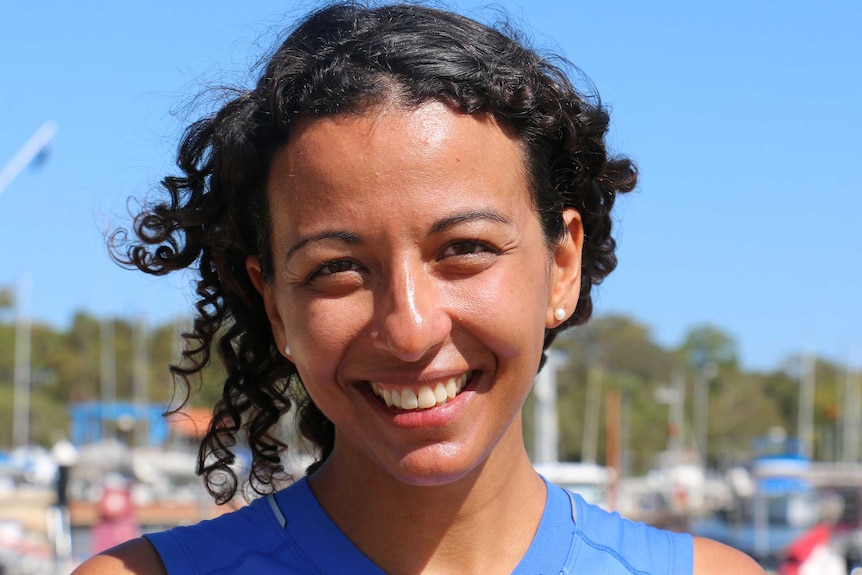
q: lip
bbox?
[359,371,479,429]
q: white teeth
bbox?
[370,372,471,411]
[446,378,458,400]
[400,389,419,410]
[417,387,437,409]
[433,383,448,404]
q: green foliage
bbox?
[706,367,785,465]
[0,386,14,446]
[28,389,70,446]
[559,315,676,380]
[0,288,12,310]
[0,304,229,449]
[551,316,677,472]
[0,323,13,385]
[543,317,850,474]
[680,324,739,369]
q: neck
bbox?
[309,424,546,575]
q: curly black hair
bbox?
[112,1,637,504]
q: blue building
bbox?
[69,402,170,447]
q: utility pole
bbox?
[133,317,149,446]
[693,362,718,467]
[605,388,621,510]
[843,365,860,463]
[654,372,686,457]
[669,371,686,456]
[582,365,602,464]
[2,122,58,447]
[100,318,117,405]
[533,350,566,465]
[13,274,31,447]
[798,354,816,458]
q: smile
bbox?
[369,372,471,411]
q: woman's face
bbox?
[248,101,582,486]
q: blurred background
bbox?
[1,1,860,573]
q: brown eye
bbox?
[308,259,361,281]
[441,241,495,258]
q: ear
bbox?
[546,208,584,328]
[246,256,290,359]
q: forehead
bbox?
[264,102,540,249]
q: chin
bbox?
[386,445,490,488]
[391,468,476,488]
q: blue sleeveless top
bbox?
[145,477,693,574]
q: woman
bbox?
[75,3,763,573]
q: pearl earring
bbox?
[553,308,566,321]
[284,344,292,357]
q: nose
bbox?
[371,258,451,362]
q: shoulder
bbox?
[71,495,275,575]
[568,491,692,572]
[693,536,765,575]
[71,537,166,575]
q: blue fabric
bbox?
[145,476,693,574]
[566,491,694,574]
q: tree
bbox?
[679,324,739,370]
[550,315,677,473]
[0,287,12,310]
[708,369,786,466]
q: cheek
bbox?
[281,295,371,378]
[451,269,550,356]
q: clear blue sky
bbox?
[1,1,859,371]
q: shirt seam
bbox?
[266,484,332,575]
[570,495,654,575]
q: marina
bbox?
[3,429,862,573]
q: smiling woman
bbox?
[73,2,763,574]
[247,105,572,491]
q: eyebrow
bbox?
[285,230,361,262]
[429,210,514,234]
[285,209,513,261]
